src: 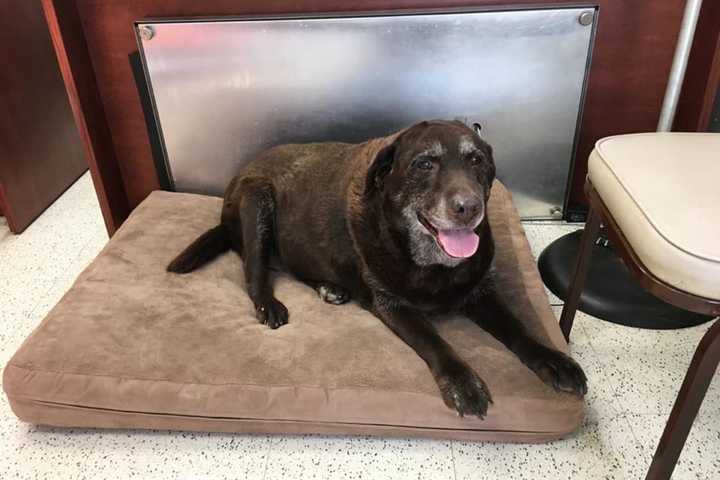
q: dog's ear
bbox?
[472,122,495,187]
[479,142,496,197]
[364,142,397,196]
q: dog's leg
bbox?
[315,283,351,305]
[373,294,492,418]
[465,290,587,396]
[233,178,288,329]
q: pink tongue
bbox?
[437,229,480,258]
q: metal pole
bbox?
[657,0,704,132]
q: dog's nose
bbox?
[450,193,483,223]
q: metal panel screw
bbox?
[549,206,563,219]
[578,11,594,27]
[138,25,154,41]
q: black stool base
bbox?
[539,230,714,330]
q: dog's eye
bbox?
[415,158,434,170]
[469,153,483,165]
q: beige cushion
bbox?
[588,133,720,300]
[3,183,583,441]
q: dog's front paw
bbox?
[255,298,289,329]
[523,344,588,396]
[436,362,493,418]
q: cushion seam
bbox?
[8,395,579,435]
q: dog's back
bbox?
[226,141,365,290]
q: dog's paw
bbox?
[255,298,289,329]
[436,362,493,418]
[524,345,588,397]
[316,284,350,305]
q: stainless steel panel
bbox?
[138,8,594,218]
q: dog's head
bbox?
[365,120,495,267]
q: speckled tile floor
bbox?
[1,172,718,479]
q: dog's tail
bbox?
[167,224,232,274]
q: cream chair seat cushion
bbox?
[588,133,720,300]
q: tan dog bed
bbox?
[3,182,583,442]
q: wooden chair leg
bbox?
[559,205,601,341]
[645,319,720,480]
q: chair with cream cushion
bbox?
[560,132,720,480]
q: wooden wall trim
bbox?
[41,0,130,235]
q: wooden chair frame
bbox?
[560,179,720,480]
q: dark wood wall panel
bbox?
[565,0,684,212]
[0,0,87,233]
[58,0,688,231]
[674,1,720,132]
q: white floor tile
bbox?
[624,412,720,480]
[521,222,581,306]
[0,394,99,480]
[84,429,271,480]
[265,435,455,480]
[453,413,637,480]
[578,311,720,415]
[0,302,33,380]
[0,173,106,311]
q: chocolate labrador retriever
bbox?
[168,120,587,417]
